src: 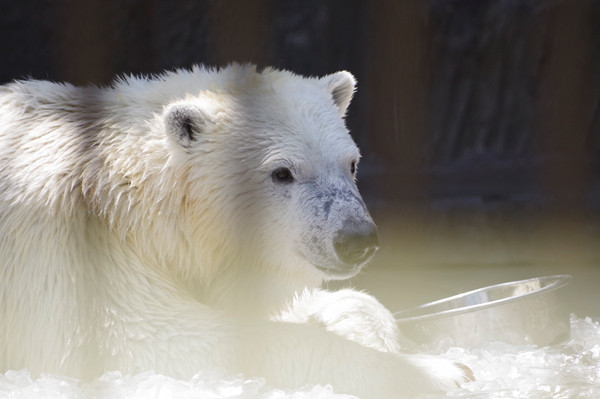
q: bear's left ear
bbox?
[322,71,357,116]
[163,102,213,149]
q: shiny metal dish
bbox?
[394,275,572,347]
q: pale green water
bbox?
[338,210,600,318]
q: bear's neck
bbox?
[191,264,324,319]
[94,203,325,320]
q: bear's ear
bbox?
[163,103,212,148]
[322,71,357,116]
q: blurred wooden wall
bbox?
[366,1,434,205]
[362,0,599,219]
[536,1,595,217]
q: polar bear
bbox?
[0,65,470,399]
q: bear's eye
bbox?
[272,167,294,184]
[350,161,357,176]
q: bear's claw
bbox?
[455,362,475,386]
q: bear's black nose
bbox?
[334,220,379,266]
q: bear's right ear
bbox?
[164,103,212,148]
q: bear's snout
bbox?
[333,220,379,266]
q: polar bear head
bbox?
[160,66,378,282]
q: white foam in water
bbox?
[1,315,598,399]
[442,315,600,399]
[0,370,355,399]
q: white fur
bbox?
[0,64,469,398]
